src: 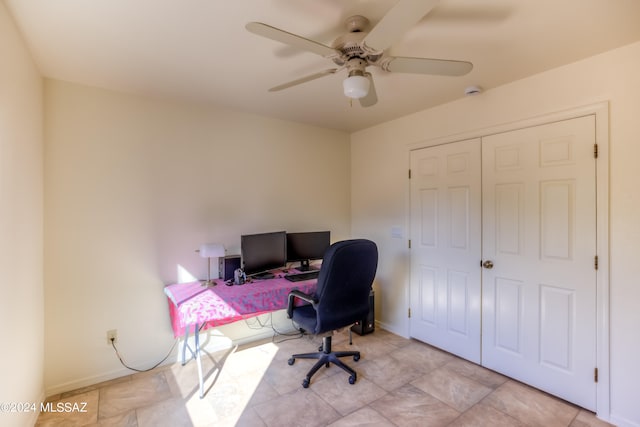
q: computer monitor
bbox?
[241,231,287,278]
[286,231,331,271]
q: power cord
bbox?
[271,322,305,343]
[110,337,179,373]
[243,313,306,343]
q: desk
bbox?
[164,271,318,397]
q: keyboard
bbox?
[284,270,320,282]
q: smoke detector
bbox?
[464,85,483,96]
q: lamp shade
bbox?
[342,75,370,99]
[199,243,225,258]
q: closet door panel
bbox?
[409,139,482,363]
[481,116,597,410]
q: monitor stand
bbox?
[297,260,316,272]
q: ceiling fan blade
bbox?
[269,69,338,92]
[362,0,441,52]
[359,73,378,108]
[383,56,473,76]
[246,22,337,58]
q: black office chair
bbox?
[286,239,378,388]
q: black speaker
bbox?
[351,290,375,335]
[219,255,241,281]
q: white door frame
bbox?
[406,102,610,419]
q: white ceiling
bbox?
[6,0,640,132]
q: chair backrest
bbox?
[312,239,378,334]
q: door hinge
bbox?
[594,367,598,383]
[408,169,412,179]
[594,143,599,159]
[595,255,599,270]
[408,307,411,318]
[408,239,411,249]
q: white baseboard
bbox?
[610,414,640,427]
[44,354,179,398]
[24,390,48,425]
[376,320,409,339]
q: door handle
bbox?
[482,260,494,269]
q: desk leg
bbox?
[181,323,205,398]
[194,323,204,398]
[181,325,190,366]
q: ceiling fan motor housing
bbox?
[331,15,384,67]
[331,31,382,66]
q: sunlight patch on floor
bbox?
[180,337,279,425]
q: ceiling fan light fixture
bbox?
[343,73,370,99]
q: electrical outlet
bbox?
[106,329,117,345]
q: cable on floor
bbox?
[243,312,306,343]
[110,337,179,372]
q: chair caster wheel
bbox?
[353,354,360,362]
[302,378,310,388]
[349,374,356,385]
[288,358,295,365]
[318,345,323,351]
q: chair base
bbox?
[288,335,360,388]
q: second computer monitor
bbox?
[241,231,287,278]
[286,231,331,271]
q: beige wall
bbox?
[351,40,640,426]
[43,80,351,394]
[0,2,44,426]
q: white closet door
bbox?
[481,115,597,410]
[409,139,482,363]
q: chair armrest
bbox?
[287,289,317,319]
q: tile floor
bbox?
[36,328,613,427]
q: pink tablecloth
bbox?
[165,273,317,337]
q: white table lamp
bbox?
[199,243,225,286]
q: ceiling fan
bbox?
[246,0,473,107]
